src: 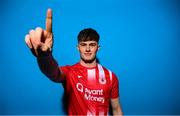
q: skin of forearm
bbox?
[113,107,123,116]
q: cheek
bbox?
[78,48,85,53]
[93,47,99,52]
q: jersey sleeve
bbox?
[37,54,62,83]
[110,73,119,99]
[59,65,71,82]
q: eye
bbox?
[80,43,86,46]
[89,43,97,46]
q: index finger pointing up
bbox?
[46,8,52,32]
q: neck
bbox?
[80,59,97,68]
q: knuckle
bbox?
[25,37,28,43]
[36,27,42,31]
[25,35,30,42]
[25,34,28,39]
[29,29,35,34]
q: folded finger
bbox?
[35,27,43,43]
[25,34,33,48]
[29,29,38,49]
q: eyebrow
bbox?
[89,43,97,45]
[79,42,97,45]
[79,43,87,45]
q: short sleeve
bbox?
[110,73,119,99]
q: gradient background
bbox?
[0,0,179,115]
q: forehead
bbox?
[78,40,98,44]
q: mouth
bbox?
[84,53,92,56]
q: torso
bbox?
[60,63,116,115]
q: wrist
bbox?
[37,52,52,59]
[31,48,52,58]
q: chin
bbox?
[82,57,96,63]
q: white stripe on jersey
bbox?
[108,70,113,81]
[87,69,96,82]
[99,111,104,116]
[98,64,106,84]
[87,110,95,116]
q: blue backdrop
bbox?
[0,0,179,115]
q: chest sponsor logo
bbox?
[76,83,105,103]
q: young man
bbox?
[25,9,123,115]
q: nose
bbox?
[85,46,90,52]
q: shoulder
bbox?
[60,63,80,73]
[98,64,118,81]
[98,64,116,75]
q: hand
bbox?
[25,8,53,57]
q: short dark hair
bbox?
[77,28,100,43]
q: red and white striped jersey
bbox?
[60,63,119,115]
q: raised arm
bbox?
[25,9,62,83]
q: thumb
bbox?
[40,43,51,52]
